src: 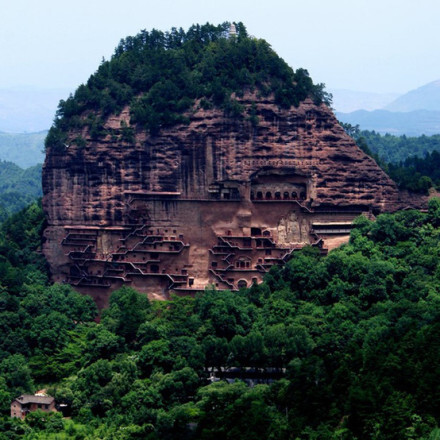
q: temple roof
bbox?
[13,395,54,405]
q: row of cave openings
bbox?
[225,227,271,238]
[250,190,306,201]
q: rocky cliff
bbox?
[43,94,413,225]
[42,24,426,306]
[43,92,426,306]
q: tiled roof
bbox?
[13,395,54,405]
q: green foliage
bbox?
[428,198,440,227]
[46,22,331,147]
[25,410,64,433]
[4,202,440,438]
[0,354,34,397]
[0,161,42,220]
[360,130,440,164]
[194,289,255,339]
[0,131,46,168]
[386,152,440,194]
[101,286,150,343]
[341,124,440,194]
[195,382,284,440]
[0,201,47,294]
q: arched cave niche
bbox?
[237,279,248,289]
[251,227,262,236]
[249,169,310,203]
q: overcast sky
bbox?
[1,0,439,95]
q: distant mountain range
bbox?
[334,79,440,136]
[384,80,440,112]
[0,87,69,133]
[0,87,67,167]
[0,131,46,168]
[336,109,440,137]
[330,89,400,113]
[0,160,42,220]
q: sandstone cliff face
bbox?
[43,94,425,306]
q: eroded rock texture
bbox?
[43,95,425,307]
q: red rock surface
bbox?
[43,94,426,306]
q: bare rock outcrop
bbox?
[43,93,425,307]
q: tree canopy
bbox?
[2,200,440,438]
[340,123,440,194]
[0,161,42,221]
[46,22,331,150]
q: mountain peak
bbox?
[42,23,424,304]
[384,79,440,112]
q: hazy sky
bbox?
[1,0,439,95]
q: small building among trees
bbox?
[10,394,56,419]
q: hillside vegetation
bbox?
[5,21,440,440]
[341,124,440,194]
[0,131,46,168]
[0,161,42,221]
[46,22,331,150]
[359,130,440,164]
[2,201,440,438]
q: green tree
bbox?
[0,354,34,396]
[102,286,150,343]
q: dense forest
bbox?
[0,132,46,169]
[4,20,440,439]
[359,130,440,164]
[1,200,440,438]
[45,22,331,150]
[386,151,440,194]
[0,161,42,222]
[341,123,440,194]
